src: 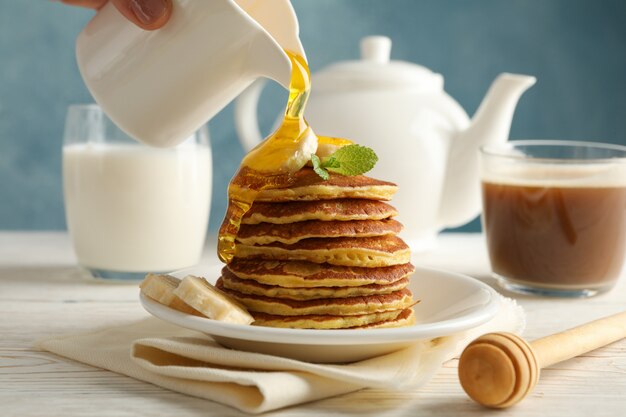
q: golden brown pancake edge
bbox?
[241,199,398,225]
[226,260,415,287]
[221,267,410,300]
[216,278,414,316]
[236,219,403,245]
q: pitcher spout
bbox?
[237,0,305,89]
[248,33,293,89]
[438,73,536,229]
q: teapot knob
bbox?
[360,36,392,64]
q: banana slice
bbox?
[174,275,254,325]
[140,273,203,316]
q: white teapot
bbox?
[235,36,536,250]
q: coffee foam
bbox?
[481,162,626,188]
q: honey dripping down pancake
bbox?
[218,51,352,264]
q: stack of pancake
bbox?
[216,167,416,329]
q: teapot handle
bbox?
[234,79,268,152]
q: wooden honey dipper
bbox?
[458,310,626,408]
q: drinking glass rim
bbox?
[64,103,210,147]
[480,140,626,164]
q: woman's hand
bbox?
[61,0,172,30]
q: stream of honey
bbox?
[217,51,354,263]
[217,51,317,263]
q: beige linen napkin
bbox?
[38,295,524,414]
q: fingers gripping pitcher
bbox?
[76,0,305,147]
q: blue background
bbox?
[1,0,625,233]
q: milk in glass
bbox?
[63,143,211,273]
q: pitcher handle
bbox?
[234,79,269,152]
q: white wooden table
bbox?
[2,232,625,416]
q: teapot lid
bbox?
[312,36,444,93]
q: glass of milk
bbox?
[63,104,212,280]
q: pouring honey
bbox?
[217,50,356,263]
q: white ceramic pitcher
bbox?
[76,0,304,147]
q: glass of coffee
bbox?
[480,140,626,297]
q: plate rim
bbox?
[139,264,499,345]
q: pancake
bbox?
[354,308,416,329]
[221,268,409,300]
[216,279,414,316]
[241,199,398,225]
[236,219,403,245]
[234,235,411,267]
[230,168,397,202]
[251,308,412,329]
[226,260,415,288]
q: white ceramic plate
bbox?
[140,265,499,363]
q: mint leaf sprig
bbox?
[311,144,378,180]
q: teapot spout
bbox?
[462,73,536,150]
[438,73,536,229]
